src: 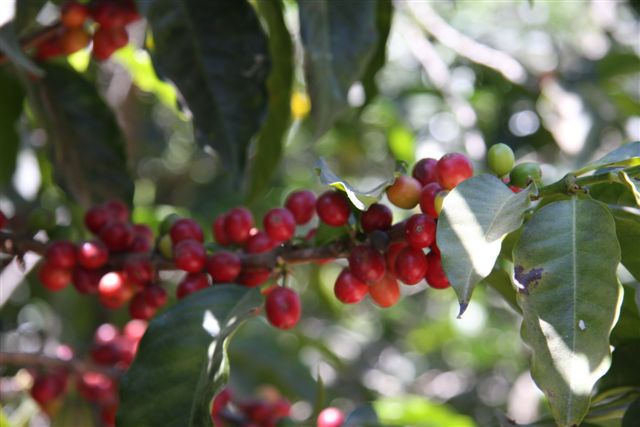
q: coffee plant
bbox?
[1,1,639,427]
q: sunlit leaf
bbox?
[618,172,640,207]
[575,142,640,176]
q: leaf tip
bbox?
[457,302,469,318]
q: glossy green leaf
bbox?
[315,158,395,210]
[0,23,43,76]
[247,0,293,202]
[26,64,133,207]
[140,0,270,177]
[575,142,640,175]
[361,0,392,106]
[118,286,262,427]
[299,0,378,135]
[610,207,640,281]
[623,397,640,427]
[619,172,640,206]
[436,174,533,315]
[373,395,477,427]
[513,199,622,427]
[0,69,24,186]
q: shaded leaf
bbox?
[361,0,392,106]
[482,268,521,314]
[314,222,350,246]
[513,199,622,427]
[597,340,640,393]
[618,172,640,206]
[623,397,640,427]
[299,0,378,135]
[118,286,262,427]
[436,174,533,315]
[26,64,133,207]
[610,207,640,281]
[140,0,270,177]
[247,0,293,202]
[575,142,640,175]
[610,285,640,347]
[0,23,43,76]
[13,0,48,35]
[589,182,637,207]
[0,68,25,186]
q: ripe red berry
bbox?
[99,221,134,252]
[123,319,147,342]
[85,206,109,234]
[316,191,350,227]
[212,214,231,246]
[385,242,407,276]
[170,218,204,244]
[334,269,369,304]
[206,251,241,283]
[173,239,206,273]
[45,241,77,269]
[133,224,154,242]
[129,292,156,320]
[264,208,296,242]
[92,27,128,61]
[0,210,7,229]
[77,240,108,269]
[129,235,153,253]
[386,175,422,209]
[101,403,118,427]
[425,252,450,289]
[360,203,392,233]
[72,266,103,294]
[265,287,301,329]
[31,374,65,406]
[77,371,116,403]
[405,214,436,249]
[317,407,345,427]
[348,245,386,284]
[419,182,443,218]
[245,231,276,254]
[98,271,134,308]
[237,269,271,287]
[395,246,428,285]
[369,273,400,308]
[436,153,473,190]
[123,258,154,287]
[90,0,127,28]
[103,200,130,222]
[61,1,89,28]
[225,207,254,244]
[143,284,167,308]
[176,273,210,299]
[412,158,438,186]
[285,190,317,224]
[39,262,72,291]
[35,35,65,60]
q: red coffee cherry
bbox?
[133,224,154,242]
[77,371,116,403]
[0,210,7,229]
[207,251,241,283]
[90,0,127,28]
[369,273,400,308]
[123,319,147,343]
[92,27,128,61]
[212,214,231,246]
[101,403,118,427]
[419,182,443,218]
[99,221,134,252]
[85,205,110,234]
[61,1,89,28]
[39,263,72,291]
[77,240,108,269]
[317,407,345,427]
[348,245,385,284]
[425,252,450,289]
[35,35,65,61]
[170,218,204,244]
[129,235,153,253]
[129,292,156,320]
[103,200,130,222]
[264,208,296,242]
[395,246,428,285]
[60,27,90,54]
[412,158,438,186]
[98,271,134,308]
[386,175,422,209]
[142,284,167,308]
[46,240,77,269]
[385,242,407,276]
[265,287,301,330]
[72,266,103,294]
[124,258,154,287]
[31,374,65,406]
[334,268,369,304]
[245,231,276,254]
[316,191,350,227]
[225,207,254,244]
[405,214,436,249]
[176,273,210,299]
[436,152,473,190]
[237,269,271,287]
[285,190,317,225]
[173,240,206,273]
[360,203,392,233]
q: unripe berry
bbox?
[170,218,204,244]
[99,221,134,252]
[173,239,206,273]
[348,245,385,284]
[317,407,345,427]
[206,251,241,283]
[143,284,168,308]
[487,143,515,177]
[334,269,369,304]
[264,208,296,242]
[103,200,130,222]
[386,175,422,209]
[433,190,448,217]
[369,273,400,308]
[225,207,254,244]
[72,266,103,294]
[509,162,542,188]
[360,203,392,233]
[385,242,407,276]
[39,262,72,291]
[425,252,450,289]
[61,1,89,28]
[45,240,77,269]
[212,214,231,246]
[316,191,350,226]
[123,258,155,287]
[265,287,301,329]
[60,28,90,55]
[436,153,473,190]
[129,292,156,320]
[85,206,110,234]
[77,240,108,269]
[98,271,134,308]
[405,214,436,249]
[158,234,173,259]
[176,273,210,299]
[395,246,428,285]
[419,182,443,218]
[285,190,317,224]
[412,158,438,186]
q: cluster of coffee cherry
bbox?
[28,319,146,426]
[34,0,139,62]
[210,387,291,427]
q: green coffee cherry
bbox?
[509,162,542,188]
[27,207,56,232]
[487,143,515,177]
[158,234,173,259]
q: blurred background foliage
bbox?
[1,0,639,426]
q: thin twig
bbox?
[0,352,122,378]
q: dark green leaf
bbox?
[140,0,270,177]
[610,285,640,347]
[0,23,43,76]
[623,397,640,427]
[482,268,521,314]
[610,207,640,281]
[513,199,622,427]
[299,0,378,135]
[436,174,533,315]
[598,52,640,80]
[0,68,25,187]
[246,0,293,202]
[597,340,640,393]
[361,0,392,106]
[26,64,133,207]
[589,182,637,207]
[13,0,48,35]
[118,285,262,427]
